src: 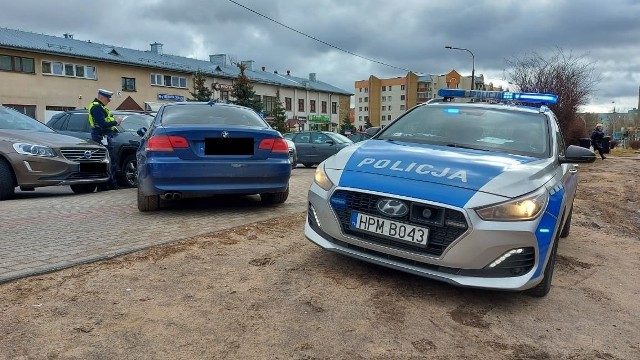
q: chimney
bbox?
[309,73,316,82]
[262,66,266,71]
[63,33,73,39]
[274,70,278,74]
[241,60,254,71]
[210,54,227,67]
[286,70,290,76]
[150,42,163,55]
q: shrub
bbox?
[630,140,640,150]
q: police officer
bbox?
[88,89,122,189]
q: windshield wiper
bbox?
[446,143,488,151]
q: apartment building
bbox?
[353,70,485,130]
[0,27,352,131]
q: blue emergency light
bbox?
[437,89,558,105]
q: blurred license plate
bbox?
[79,162,107,173]
[350,211,428,246]
[205,138,254,155]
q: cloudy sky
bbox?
[2,0,639,113]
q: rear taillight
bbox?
[146,135,189,152]
[259,138,289,154]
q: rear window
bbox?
[377,105,550,158]
[160,104,268,127]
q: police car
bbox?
[305,89,596,297]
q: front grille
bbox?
[60,148,107,162]
[330,190,469,257]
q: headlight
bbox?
[475,187,548,221]
[12,143,57,157]
[314,163,334,191]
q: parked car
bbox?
[288,131,354,167]
[284,138,297,168]
[304,89,596,297]
[136,101,292,211]
[0,105,109,199]
[47,110,154,187]
[348,132,372,143]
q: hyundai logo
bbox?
[221,131,229,138]
[83,150,92,159]
[376,199,409,218]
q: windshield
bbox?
[376,104,550,157]
[0,106,54,132]
[118,114,154,132]
[328,133,353,144]
[161,104,268,127]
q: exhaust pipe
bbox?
[162,192,182,200]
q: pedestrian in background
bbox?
[590,123,606,160]
[88,89,122,190]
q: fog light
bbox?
[488,248,524,268]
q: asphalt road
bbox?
[0,167,315,284]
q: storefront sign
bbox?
[212,83,233,91]
[310,115,330,123]
[157,94,185,101]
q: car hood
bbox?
[324,140,556,206]
[0,129,96,147]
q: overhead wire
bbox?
[227,0,413,73]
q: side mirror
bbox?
[325,140,335,145]
[137,127,147,137]
[559,145,597,164]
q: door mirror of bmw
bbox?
[559,145,597,164]
[137,127,147,137]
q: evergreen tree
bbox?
[231,63,263,112]
[364,118,373,129]
[271,89,287,134]
[188,70,212,101]
[340,113,352,135]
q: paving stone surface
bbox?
[0,167,315,283]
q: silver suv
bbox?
[304,90,596,297]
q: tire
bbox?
[118,154,137,188]
[559,207,572,238]
[303,163,315,168]
[527,237,558,298]
[137,186,160,212]
[0,159,16,200]
[260,186,289,205]
[70,184,97,194]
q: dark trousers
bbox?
[92,133,119,187]
[593,143,605,159]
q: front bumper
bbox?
[9,153,109,188]
[304,183,554,291]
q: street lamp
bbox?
[445,46,475,90]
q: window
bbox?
[364,97,368,102]
[364,107,368,111]
[263,95,276,113]
[359,88,362,92]
[321,101,327,114]
[401,95,405,101]
[0,55,35,73]
[401,85,405,90]
[382,96,387,102]
[400,105,406,110]
[285,97,292,111]
[382,106,387,111]
[382,86,386,91]
[388,106,392,111]
[388,86,392,91]
[358,98,362,103]
[388,96,392,101]
[359,107,362,112]
[310,100,316,113]
[220,91,229,102]
[150,73,187,88]
[298,99,304,112]
[122,77,136,91]
[364,88,368,93]
[67,114,88,132]
[331,102,337,114]
[42,60,94,79]
[5,104,36,119]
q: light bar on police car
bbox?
[437,89,558,105]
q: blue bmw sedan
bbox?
[136,101,292,211]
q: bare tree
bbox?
[506,48,600,145]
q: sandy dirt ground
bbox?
[1,156,639,360]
